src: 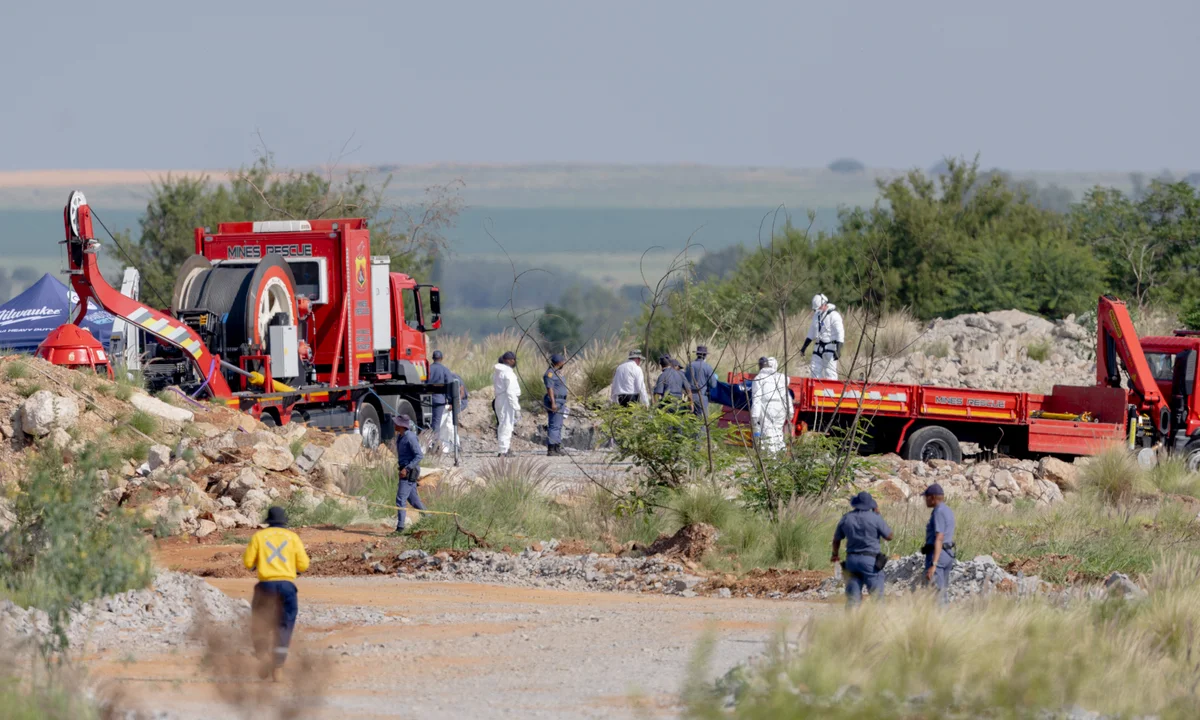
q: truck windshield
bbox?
[1146,352,1175,382]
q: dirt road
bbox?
[86,535,822,719]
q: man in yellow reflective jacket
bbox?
[243,506,310,681]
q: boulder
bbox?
[194,519,218,539]
[20,391,79,437]
[875,477,910,503]
[213,510,250,530]
[294,444,324,473]
[130,393,194,424]
[1037,457,1079,492]
[147,444,172,472]
[239,488,271,522]
[48,427,72,449]
[645,523,718,561]
[190,422,223,439]
[328,433,364,461]
[252,444,293,472]
[1105,572,1146,600]
[226,467,265,502]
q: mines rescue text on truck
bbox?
[724,297,1200,469]
[47,191,456,452]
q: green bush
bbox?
[127,410,159,437]
[596,402,731,489]
[0,443,154,651]
[1081,446,1148,505]
[2,359,31,381]
[1150,458,1200,498]
[1026,337,1052,362]
[735,431,860,513]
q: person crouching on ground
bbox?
[243,506,310,681]
[831,491,893,607]
[393,413,426,532]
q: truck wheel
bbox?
[358,403,382,449]
[901,426,962,463]
[1183,439,1200,473]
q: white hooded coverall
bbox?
[750,356,790,453]
[807,304,845,380]
[437,408,458,454]
[492,363,521,453]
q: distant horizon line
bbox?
[0,161,1170,190]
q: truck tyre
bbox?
[901,426,962,463]
[1183,438,1200,473]
[358,403,382,449]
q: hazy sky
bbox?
[2,0,1197,172]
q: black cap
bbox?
[432,350,444,361]
[500,351,517,363]
[696,346,708,356]
[265,506,288,528]
[758,356,769,367]
[849,491,877,510]
[393,413,412,428]
[550,353,565,365]
[922,483,945,497]
[659,354,671,366]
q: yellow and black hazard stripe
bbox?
[127,307,204,359]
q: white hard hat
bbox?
[812,294,828,311]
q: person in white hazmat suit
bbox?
[750,356,790,453]
[492,351,521,456]
[437,373,467,454]
[801,293,845,380]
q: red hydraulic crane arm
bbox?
[62,191,233,399]
[1096,294,1167,424]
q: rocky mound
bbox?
[881,309,1095,393]
[852,454,1080,507]
[0,355,373,537]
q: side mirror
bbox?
[429,287,442,330]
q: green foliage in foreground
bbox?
[0,443,154,652]
[596,402,734,490]
[685,555,1200,719]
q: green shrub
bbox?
[128,410,159,437]
[735,431,862,513]
[667,483,737,531]
[16,382,43,398]
[1026,337,1052,362]
[1081,446,1148,505]
[283,498,359,527]
[596,402,731,490]
[923,339,951,358]
[3,360,31,381]
[0,444,153,651]
[1150,457,1200,498]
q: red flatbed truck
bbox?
[723,296,1200,467]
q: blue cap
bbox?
[500,351,517,362]
[922,483,945,497]
[392,413,413,428]
[550,353,565,365]
[432,350,444,361]
[849,491,877,510]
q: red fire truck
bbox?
[49,191,454,449]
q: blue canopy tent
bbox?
[0,274,113,353]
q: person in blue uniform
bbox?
[831,491,893,607]
[543,353,568,456]
[923,483,956,604]
[427,350,453,444]
[684,346,717,418]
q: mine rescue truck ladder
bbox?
[62,191,235,399]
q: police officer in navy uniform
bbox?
[922,483,956,604]
[653,355,691,412]
[427,350,453,443]
[831,491,893,607]
[684,346,717,418]
[543,353,569,456]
